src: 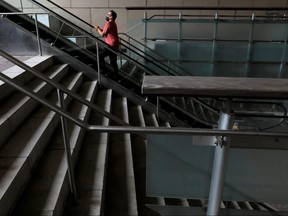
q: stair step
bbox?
[0,72,83,216]
[64,88,112,215]
[105,96,138,215]
[0,55,54,101]
[0,64,69,149]
[12,81,98,215]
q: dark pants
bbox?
[99,47,118,73]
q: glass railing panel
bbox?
[217,23,251,41]
[253,23,288,41]
[251,42,285,62]
[213,63,246,77]
[3,0,45,13]
[126,17,144,41]
[215,41,248,62]
[153,41,179,60]
[32,0,94,34]
[247,63,281,78]
[3,0,23,10]
[181,62,212,76]
[180,41,213,61]
[182,22,215,40]
[281,64,288,78]
[146,22,179,40]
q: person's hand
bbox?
[95,25,100,30]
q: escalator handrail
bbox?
[30,0,183,76]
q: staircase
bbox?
[1,50,288,216]
[0,55,191,215]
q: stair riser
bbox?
[0,65,69,149]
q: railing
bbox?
[11,0,184,76]
[119,33,189,76]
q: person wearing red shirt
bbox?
[95,10,120,77]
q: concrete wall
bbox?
[53,0,288,33]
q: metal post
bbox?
[20,0,24,12]
[211,12,218,76]
[207,101,233,216]
[96,42,101,84]
[34,14,43,56]
[279,24,288,77]
[57,89,78,201]
[178,12,182,41]
[144,12,147,42]
[245,13,255,77]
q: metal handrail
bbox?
[1,53,288,138]
[2,69,288,139]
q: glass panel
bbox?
[147,135,288,203]
[253,23,288,41]
[147,22,178,39]
[154,41,179,59]
[182,22,215,40]
[126,18,144,42]
[2,0,22,10]
[251,42,284,62]
[213,63,246,77]
[248,63,281,78]
[182,62,212,76]
[180,41,213,61]
[280,64,288,78]
[215,41,248,62]
[217,23,251,41]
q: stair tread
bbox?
[13,81,98,214]
[65,88,112,215]
[0,70,83,216]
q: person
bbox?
[95,10,120,78]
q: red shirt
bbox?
[103,20,120,50]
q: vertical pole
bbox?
[177,12,182,73]
[207,101,233,216]
[211,12,218,76]
[279,24,288,78]
[144,12,147,42]
[20,0,24,12]
[34,14,43,56]
[57,89,78,201]
[96,42,101,84]
[245,13,255,77]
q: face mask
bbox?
[105,16,110,21]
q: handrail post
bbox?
[20,0,24,12]
[207,99,233,216]
[144,12,147,42]
[57,89,78,201]
[96,42,101,85]
[34,13,43,56]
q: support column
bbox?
[207,105,233,216]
